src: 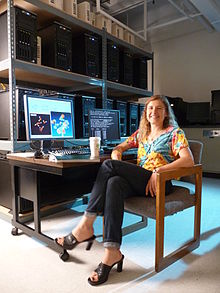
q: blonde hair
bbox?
[138,95,177,142]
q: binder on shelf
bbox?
[63,0,77,17]
[37,36,41,65]
[78,1,90,24]
[112,23,124,40]
[95,14,112,34]
[147,59,153,92]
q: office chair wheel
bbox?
[59,250,69,262]
[11,227,18,236]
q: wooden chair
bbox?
[124,140,203,272]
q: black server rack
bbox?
[119,51,133,86]
[72,33,101,78]
[0,6,37,63]
[107,41,120,82]
[74,95,96,138]
[138,103,145,123]
[114,100,127,137]
[96,98,114,109]
[38,22,72,71]
[127,102,139,135]
[133,57,147,89]
[0,88,39,141]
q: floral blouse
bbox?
[125,126,189,171]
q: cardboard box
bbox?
[90,12,96,26]
[63,0,77,17]
[124,30,135,45]
[41,0,63,10]
[95,14,112,33]
[78,1,90,23]
[112,23,123,40]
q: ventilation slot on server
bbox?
[107,42,120,82]
[74,95,96,138]
[38,22,72,71]
[0,6,37,63]
[72,33,101,78]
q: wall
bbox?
[151,30,220,102]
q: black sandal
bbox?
[88,255,124,286]
[55,233,96,250]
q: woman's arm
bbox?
[111,140,132,160]
[146,147,194,197]
[156,147,194,173]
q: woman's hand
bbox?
[111,149,122,161]
[146,172,157,197]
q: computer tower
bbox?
[133,57,147,89]
[114,100,127,137]
[96,98,114,109]
[74,95,96,138]
[127,102,139,135]
[72,33,101,78]
[0,88,39,141]
[107,41,120,82]
[119,51,133,86]
[138,103,145,123]
[0,6,37,63]
[38,22,72,71]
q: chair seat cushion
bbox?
[124,185,196,219]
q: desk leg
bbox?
[10,166,69,261]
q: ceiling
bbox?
[99,0,220,43]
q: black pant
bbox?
[86,159,172,247]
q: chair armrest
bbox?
[156,164,202,182]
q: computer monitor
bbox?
[24,94,75,141]
[88,109,120,145]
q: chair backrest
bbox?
[182,139,203,184]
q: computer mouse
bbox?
[34,150,44,159]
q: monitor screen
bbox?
[24,95,75,140]
[88,109,120,144]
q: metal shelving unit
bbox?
[0,0,154,152]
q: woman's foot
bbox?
[89,248,123,285]
[56,215,96,247]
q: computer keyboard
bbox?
[48,147,91,157]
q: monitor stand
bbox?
[34,140,45,159]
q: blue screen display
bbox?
[24,95,75,140]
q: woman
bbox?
[56,95,194,286]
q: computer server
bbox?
[138,103,145,123]
[119,51,133,86]
[96,98,114,109]
[127,102,139,135]
[74,95,96,138]
[0,6,37,63]
[0,88,39,141]
[114,100,127,137]
[107,41,120,82]
[167,96,187,126]
[72,33,101,78]
[133,57,147,89]
[38,22,72,71]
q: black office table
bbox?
[7,153,102,261]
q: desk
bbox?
[7,152,136,260]
[7,154,104,260]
